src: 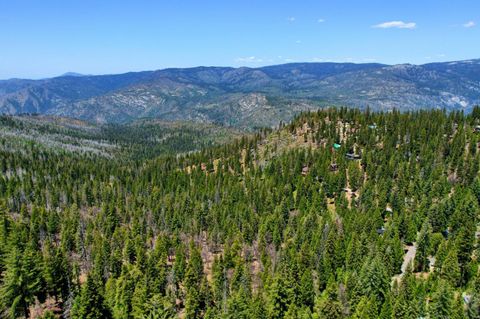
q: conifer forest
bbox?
[2,107,480,318]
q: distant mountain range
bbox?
[1,59,479,129]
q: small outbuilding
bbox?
[442,229,450,238]
[301,166,309,176]
[346,153,361,160]
[463,294,472,305]
[330,163,338,171]
[382,206,393,219]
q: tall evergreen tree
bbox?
[0,244,43,318]
[429,281,454,319]
[71,275,112,319]
[415,219,432,272]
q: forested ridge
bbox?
[2,107,480,318]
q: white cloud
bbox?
[311,57,376,63]
[287,17,296,22]
[372,21,416,29]
[234,56,263,63]
[463,21,476,28]
[295,40,302,44]
[317,18,325,23]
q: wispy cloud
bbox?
[425,54,446,61]
[234,56,263,63]
[311,57,377,63]
[463,21,476,28]
[295,40,302,44]
[287,17,296,22]
[317,18,325,23]
[372,21,416,29]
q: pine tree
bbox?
[314,280,343,319]
[211,256,227,309]
[404,217,417,244]
[357,255,389,304]
[43,242,71,302]
[225,286,251,319]
[441,249,461,287]
[71,274,112,319]
[173,245,186,290]
[267,274,295,319]
[0,200,10,274]
[184,244,205,319]
[298,269,315,309]
[351,296,377,319]
[378,294,393,319]
[315,297,343,319]
[131,278,148,319]
[0,244,43,318]
[415,219,431,272]
[429,281,454,319]
[142,294,177,319]
[456,225,476,285]
[452,294,467,319]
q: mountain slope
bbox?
[0,114,241,160]
[1,59,479,128]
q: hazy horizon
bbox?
[2,57,480,81]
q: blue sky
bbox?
[0,0,478,79]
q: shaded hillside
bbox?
[0,114,241,160]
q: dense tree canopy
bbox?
[1,107,480,318]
